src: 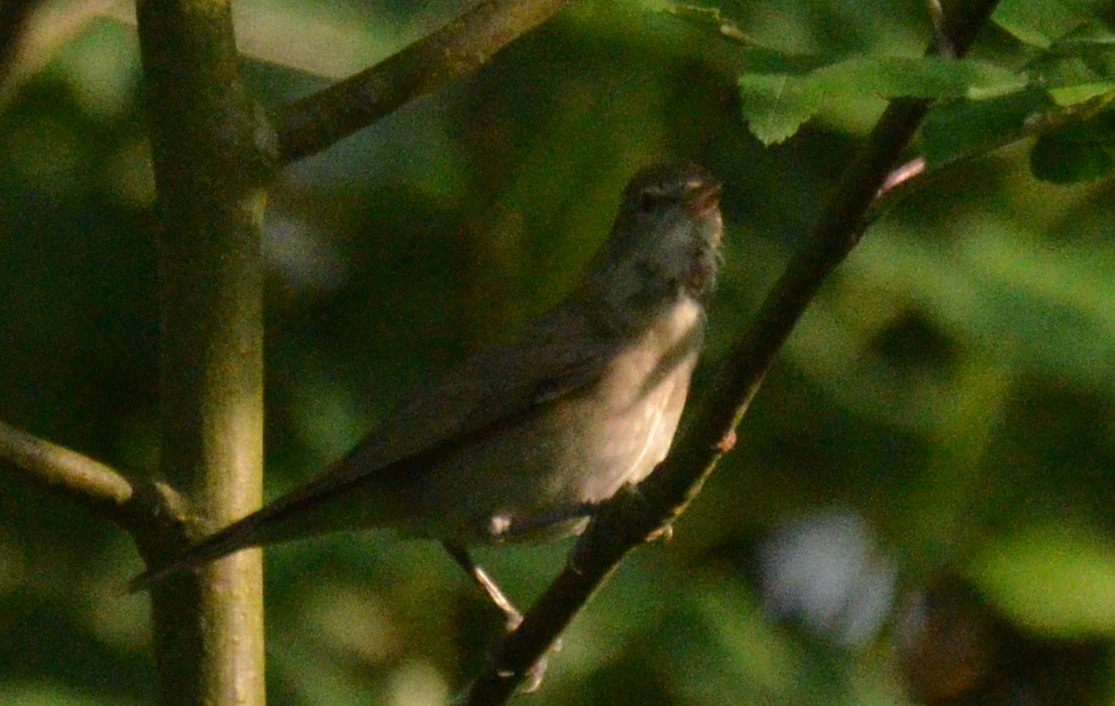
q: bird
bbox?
[128,161,724,605]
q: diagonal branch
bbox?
[276,0,572,164]
[461,0,1005,701]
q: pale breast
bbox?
[397,296,705,543]
[578,295,705,494]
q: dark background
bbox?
[2,1,1115,704]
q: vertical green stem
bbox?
[136,1,273,704]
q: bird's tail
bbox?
[126,509,273,593]
[128,452,401,592]
[126,482,342,592]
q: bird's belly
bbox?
[399,357,695,544]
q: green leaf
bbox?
[992,0,1086,48]
[969,523,1115,637]
[821,57,1025,100]
[1025,23,1115,89]
[1031,134,1115,182]
[738,71,827,144]
[921,88,1055,166]
[738,57,1026,144]
[1048,81,1115,106]
[1030,52,1115,91]
[1049,23,1115,59]
[1030,108,1115,183]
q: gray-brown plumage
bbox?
[129,161,723,592]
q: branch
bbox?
[136,0,272,704]
[0,419,135,521]
[871,91,1115,220]
[0,418,192,563]
[460,0,1004,701]
[276,0,572,164]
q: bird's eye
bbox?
[637,190,660,214]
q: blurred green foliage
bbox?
[2,0,1115,704]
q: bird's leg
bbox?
[442,541,558,692]
[443,541,523,631]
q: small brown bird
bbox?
[129,161,723,600]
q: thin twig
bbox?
[927,0,956,59]
[661,3,764,47]
[460,0,1004,702]
[276,0,572,164]
[871,91,1115,220]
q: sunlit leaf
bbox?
[1048,81,1115,106]
[738,71,826,144]
[992,0,1086,48]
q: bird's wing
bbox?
[128,304,615,591]
[330,303,615,483]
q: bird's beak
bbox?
[686,180,723,217]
